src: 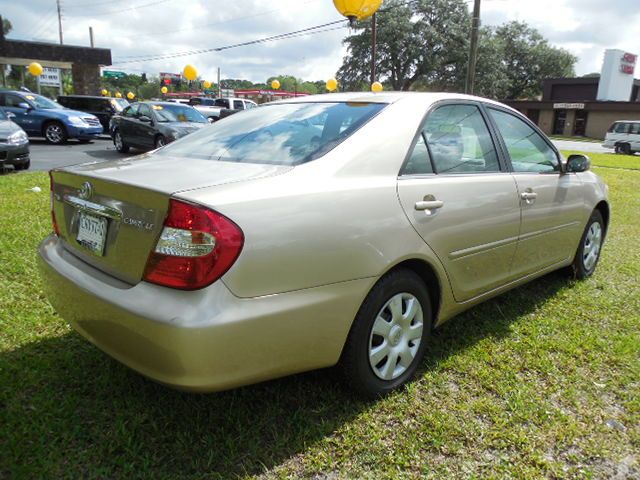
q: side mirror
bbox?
[566,154,591,173]
[139,115,152,123]
[18,102,31,110]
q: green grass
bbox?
[1,162,639,479]
[550,136,603,143]
[564,151,640,171]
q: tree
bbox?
[337,0,470,91]
[336,0,577,99]
[2,18,12,36]
[489,21,576,99]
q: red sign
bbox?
[623,52,637,64]
[620,64,635,75]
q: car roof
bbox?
[59,95,111,100]
[136,101,192,107]
[267,91,518,115]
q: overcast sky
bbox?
[4,0,639,83]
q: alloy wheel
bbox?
[583,221,602,271]
[368,293,424,381]
[46,124,64,144]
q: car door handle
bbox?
[415,200,444,211]
[520,192,538,200]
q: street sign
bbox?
[40,67,61,87]
[103,70,126,79]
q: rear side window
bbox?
[423,104,500,174]
[214,99,229,108]
[233,100,244,110]
[630,123,640,134]
[489,108,559,173]
[158,102,386,165]
[402,134,433,175]
[123,104,139,118]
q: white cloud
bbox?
[4,0,639,82]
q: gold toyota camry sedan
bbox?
[38,92,609,398]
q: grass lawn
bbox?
[550,136,604,143]
[1,155,638,479]
[565,150,640,171]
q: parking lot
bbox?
[16,135,135,172]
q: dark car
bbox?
[110,101,208,152]
[58,95,129,133]
[0,108,30,171]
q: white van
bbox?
[603,120,640,154]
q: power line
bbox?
[67,0,172,17]
[111,20,347,65]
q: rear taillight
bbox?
[143,199,244,290]
[49,172,60,236]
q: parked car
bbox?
[39,92,609,398]
[0,90,102,144]
[109,101,208,152]
[57,95,129,133]
[0,108,30,171]
[188,96,257,121]
[603,120,640,154]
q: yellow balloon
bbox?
[203,80,212,89]
[183,64,198,81]
[28,62,43,76]
[115,92,122,98]
[127,92,135,100]
[160,86,168,94]
[326,78,338,92]
[271,79,281,90]
[371,81,383,93]
[333,0,382,21]
[101,89,108,96]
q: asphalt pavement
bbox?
[0,136,613,176]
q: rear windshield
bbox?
[157,102,386,165]
[152,104,207,123]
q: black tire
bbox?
[14,160,30,171]
[339,269,432,399]
[615,143,631,155]
[113,130,129,153]
[43,121,68,145]
[571,210,605,279]
[154,134,167,149]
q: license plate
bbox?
[77,212,108,256]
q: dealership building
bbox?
[504,49,640,139]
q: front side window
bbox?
[214,99,230,108]
[158,102,386,165]
[614,122,630,134]
[123,104,139,118]
[233,100,244,110]
[423,104,500,174]
[138,103,152,119]
[489,108,559,173]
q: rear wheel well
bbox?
[594,201,610,237]
[387,259,442,325]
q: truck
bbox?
[188,97,258,121]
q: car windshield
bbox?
[157,102,386,165]
[25,93,62,109]
[110,98,129,112]
[152,104,207,123]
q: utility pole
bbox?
[56,0,64,95]
[465,0,481,95]
[56,0,64,44]
[217,67,221,98]
[370,13,377,84]
[89,26,94,47]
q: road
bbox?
[0,136,613,175]
[552,139,609,154]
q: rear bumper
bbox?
[38,234,368,391]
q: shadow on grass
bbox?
[1,272,570,478]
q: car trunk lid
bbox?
[51,155,291,284]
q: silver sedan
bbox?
[38,92,609,398]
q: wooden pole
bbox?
[465,0,481,94]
